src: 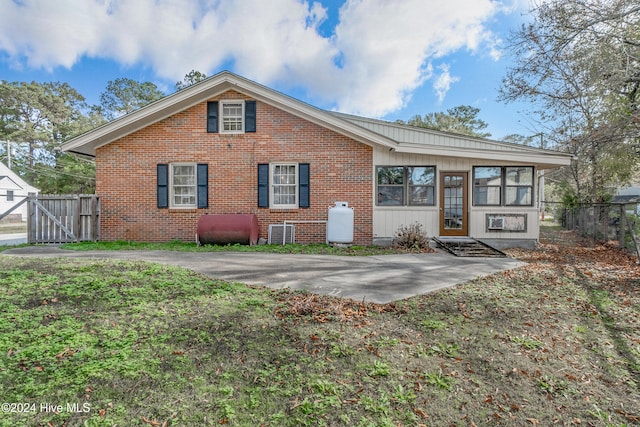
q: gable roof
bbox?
[0,161,39,193]
[62,71,573,169]
[0,175,20,189]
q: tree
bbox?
[0,80,98,193]
[398,105,491,138]
[499,0,640,203]
[100,78,165,120]
[501,133,545,147]
[175,70,207,91]
[0,81,83,168]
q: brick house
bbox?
[62,71,572,248]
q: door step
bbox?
[433,237,507,258]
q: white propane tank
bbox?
[327,202,354,244]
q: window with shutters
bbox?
[258,163,310,209]
[171,163,197,208]
[157,163,208,209]
[271,163,298,208]
[207,100,256,134]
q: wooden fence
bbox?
[27,194,100,244]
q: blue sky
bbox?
[0,0,536,139]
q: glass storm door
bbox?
[439,172,468,236]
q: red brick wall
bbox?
[96,90,373,245]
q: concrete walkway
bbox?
[2,246,525,304]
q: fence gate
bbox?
[27,194,100,244]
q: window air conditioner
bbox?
[488,216,505,230]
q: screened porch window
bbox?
[473,166,534,206]
[505,167,533,206]
[377,166,435,206]
[377,166,404,205]
[473,167,502,206]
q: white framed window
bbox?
[270,163,298,208]
[170,163,197,208]
[220,100,244,133]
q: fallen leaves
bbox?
[141,416,161,426]
[141,412,177,427]
[55,346,77,360]
[274,292,404,323]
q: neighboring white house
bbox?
[0,161,39,222]
[612,184,640,216]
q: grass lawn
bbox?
[0,227,638,426]
[58,240,404,256]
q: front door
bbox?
[440,172,468,236]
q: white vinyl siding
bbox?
[372,146,540,241]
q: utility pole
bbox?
[0,140,10,168]
[6,140,11,169]
[1,140,23,170]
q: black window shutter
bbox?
[157,164,169,208]
[299,163,310,208]
[197,164,208,208]
[257,164,269,208]
[207,101,218,133]
[245,100,256,132]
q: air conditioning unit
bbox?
[488,216,505,230]
[268,224,295,244]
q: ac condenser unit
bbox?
[268,224,295,244]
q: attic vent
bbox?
[488,216,505,230]
[268,224,295,244]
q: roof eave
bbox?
[395,142,574,168]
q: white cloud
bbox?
[0,0,505,117]
[323,0,500,115]
[433,63,460,103]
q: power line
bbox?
[22,164,96,181]
[0,151,96,181]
